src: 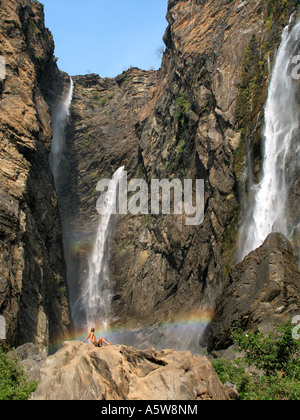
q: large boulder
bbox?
[204,233,300,352]
[31,341,232,400]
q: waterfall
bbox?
[81,167,125,329]
[49,77,75,321]
[49,78,123,330]
[239,19,300,262]
[50,78,74,183]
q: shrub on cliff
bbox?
[232,321,300,378]
[0,346,37,400]
[175,94,190,127]
[213,321,300,400]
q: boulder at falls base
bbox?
[31,341,232,400]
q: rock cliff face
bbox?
[31,341,233,400]
[0,0,71,348]
[63,0,299,329]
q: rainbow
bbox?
[66,232,97,257]
[50,308,215,354]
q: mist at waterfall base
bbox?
[49,85,210,354]
[238,19,300,262]
[51,309,213,355]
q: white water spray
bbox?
[239,20,300,261]
[81,167,125,329]
[50,78,74,180]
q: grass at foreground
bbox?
[0,345,37,400]
[213,321,300,400]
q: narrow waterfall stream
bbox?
[81,167,125,329]
[239,19,300,262]
[50,78,74,184]
[49,78,78,324]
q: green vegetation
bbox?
[92,90,100,99]
[0,346,37,400]
[213,322,300,400]
[176,138,186,162]
[98,97,107,107]
[116,72,129,85]
[175,94,190,128]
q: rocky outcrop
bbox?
[31,341,232,400]
[0,0,71,348]
[203,233,300,352]
[62,0,299,330]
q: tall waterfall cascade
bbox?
[239,19,300,262]
[50,78,74,183]
[81,167,125,329]
[49,78,124,330]
[49,77,76,321]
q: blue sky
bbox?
[41,0,168,78]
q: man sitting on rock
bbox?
[83,328,112,348]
